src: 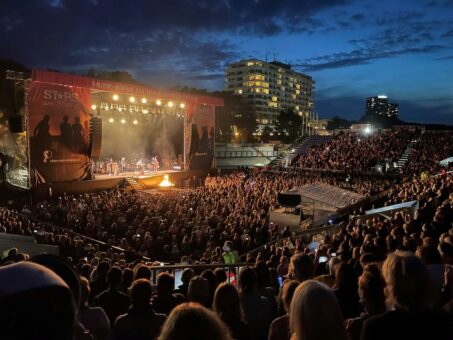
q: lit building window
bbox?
[272,96,277,102]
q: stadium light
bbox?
[141,98,147,104]
[112,94,119,101]
[364,127,372,134]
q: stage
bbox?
[32,168,210,198]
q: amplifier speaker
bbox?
[89,117,102,161]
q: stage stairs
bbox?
[395,138,419,169]
[125,177,145,191]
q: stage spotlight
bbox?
[156,99,162,106]
[141,98,147,104]
[133,119,138,125]
[109,118,114,123]
[129,96,135,103]
[91,104,97,110]
[180,103,185,109]
[143,109,148,114]
[168,101,174,107]
[121,118,126,124]
[113,94,119,101]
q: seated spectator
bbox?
[214,268,228,286]
[362,251,453,340]
[187,276,210,308]
[152,272,184,315]
[238,267,273,340]
[213,283,249,340]
[333,262,363,319]
[0,262,76,340]
[89,261,110,301]
[158,302,232,340]
[94,266,131,326]
[288,253,314,283]
[79,277,111,340]
[114,278,166,340]
[290,280,348,340]
[344,264,386,340]
[268,280,298,340]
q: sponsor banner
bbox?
[28,82,91,183]
[187,104,215,169]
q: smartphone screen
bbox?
[319,256,328,263]
[277,276,283,287]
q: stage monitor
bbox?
[278,192,301,207]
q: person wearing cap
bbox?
[0,262,76,340]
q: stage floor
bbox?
[94,169,182,180]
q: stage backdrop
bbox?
[28,82,91,183]
[186,104,215,169]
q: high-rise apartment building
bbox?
[225,59,315,130]
[365,96,399,118]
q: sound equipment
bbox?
[89,117,102,161]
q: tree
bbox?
[276,108,302,143]
[326,116,355,130]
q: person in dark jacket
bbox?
[114,279,166,340]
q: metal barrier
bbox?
[146,263,254,285]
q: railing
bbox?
[240,222,345,260]
[146,263,254,285]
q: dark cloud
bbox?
[442,29,453,37]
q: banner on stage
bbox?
[186,104,215,169]
[28,82,91,183]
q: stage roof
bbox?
[281,183,366,210]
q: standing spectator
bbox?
[114,279,166,340]
[290,280,348,340]
[362,252,453,340]
[344,264,386,340]
[268,280,298,340]
[238,267,273,340]
[152,272,184,315]
[158,302,232,340]
[213,283,249,340]
[89,261,110,301]
[79,277,111,340]
[333,263,363,319]
[94,266,131,326]
[288,253,315,283]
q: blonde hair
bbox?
[382,251,434,310]
[290,280,348,340]
[158,302,232,340]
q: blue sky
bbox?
[1,0,452,123]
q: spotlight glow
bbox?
[159,174,174,187]
[129,96,135,103]
[179,103,185,109]
[112,94,119,101]
[121,118,126,124]
[143,109,148,114]
[133,119,138,125]
[109,118,114,123]
[156,100,162,106]
[364,127,372,134]
[141,98,147,104]
[91,104,97,110]
[168,101,173,107]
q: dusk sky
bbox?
[1,0,452,123]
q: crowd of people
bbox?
[296,128,419,172]
[1,128,452,339]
